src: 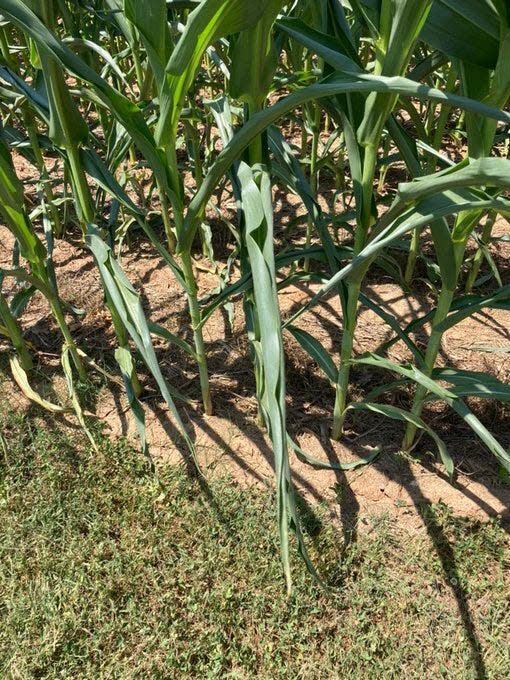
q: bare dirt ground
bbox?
[1,156,509,534]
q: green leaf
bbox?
[115,346,150,462]
[286,324,338,385]
[398,157,510,204]
[347,401,454,477]
[79,148,186,289]
[360,0,501,68]
[422,0,501,68]
[464,344,510,354]
[435,285,510,332]
[103,0,137,47]
[358,292,425,366]
[41,59,89,149]
[149,322,197,359]
[86,226,196,463]
[432,368,510,402]
[276,17,362,74]
[284,190,510,329]
[182,72,510,250]
[238,162,322,592]
[352,353,510,472]
[288,434,381,471]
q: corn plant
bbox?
[0,0,509,590]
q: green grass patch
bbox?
[0,409,508,679]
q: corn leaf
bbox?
[115,346,151,462]
[86,226,196,463]
[284,190,510,328]
[10,355,68,414]
[435,285,510,332]
[182,73,510,250]
[286,324,338,385]
[239,162,321,592]
[422,0,501,68]
[288,435,381,471]
[431,368,510,402]
[348,401,454,477]
[352,353,510,471]
[61,346,97,451]
[398,157,510,203]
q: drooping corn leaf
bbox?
[348,401,454,477]
[286,324,338,385]
[352,353,510,471]
[288,434,381,471]
[283,190,510,328]
[238,161,321,592]
[61,346,97,451]
[115,346,151,463]
[431,368,510,402]
[10,355,68,414]
[86,226,196,464]
[435,285,510,332]
[397,157,510,203]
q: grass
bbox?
[0,405,509,679]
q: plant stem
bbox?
[23,108,63,237]
[404,227,421,284]
[48,296,87,382]
[159,186,177,253]
[304,106,320,272]
[331,144,377,439]
[131,35,146,99]
[0,293,33,371]
[244,98,270,427]
[402,286,455,449]
[358,144,378,249]
[181,251,212,415]
[66,143,94,235]
[332,279,361,439]
[465,212,496,293]
[164,134,210,413]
